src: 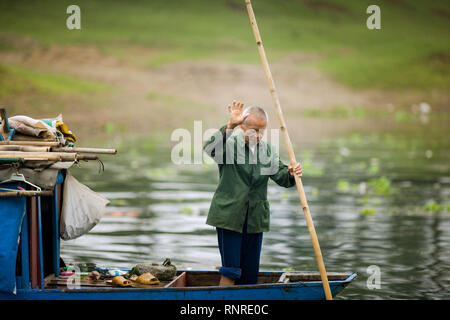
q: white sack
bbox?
[60,172,109,240]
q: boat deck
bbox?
[44,270,353,290]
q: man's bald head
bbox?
[242,106,268,125]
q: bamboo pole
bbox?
[0,152,98,162]
[244,0,333,300]
[0,141,116,154]
[0,190,53,198]
[0,151,78,161]
[51,147,117,154]
[0,145,51,152]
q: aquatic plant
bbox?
[300,158,324,177]
[423,201,444,212]
[179,207,193,214]
[367,176,394,196]
[336,179,361,194]
[282,267,295,272]
[109,199,127,206]
[361,207,375,216]
[337,179,350,192]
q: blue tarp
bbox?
[0,196,26,294]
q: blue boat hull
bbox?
[0,271,356,300]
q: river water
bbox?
[62,114,449,300]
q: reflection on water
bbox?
[63,123,449,299]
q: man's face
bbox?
[240,116,267,145]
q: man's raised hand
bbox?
[227,100,248,130]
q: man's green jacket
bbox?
[204,124,296,233]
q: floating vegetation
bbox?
[385,205,449,217]
[336,179,367,195]
[179,207,193,214]
[299,152,324,177]
[367,176,395,196]
[423,200,449,213]
[109,199,127,206]
[282,267,295,272]
[336,176,395,216]
[361,207,375,216]
[337,179,351,193]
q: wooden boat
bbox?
[0,138,356,300]
[0,270,356,300]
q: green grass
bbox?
[0,64,111,97]
[0,0,449,91]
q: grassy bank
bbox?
[0,0,449,92]
[0,64,110,97]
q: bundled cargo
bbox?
[0,108,116,195]
[0,108,116,294]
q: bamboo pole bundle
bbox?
[0,142,116,155]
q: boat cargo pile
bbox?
[0,109,117,297]
[0,109,116,197]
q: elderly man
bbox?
[204,100,303,286]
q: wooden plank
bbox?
[278,272,350,283]
[184,271,349,286]
[185,271,220,287]
[165,272,186,288]
[47,280,111,288]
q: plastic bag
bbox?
[60,172,109,240]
